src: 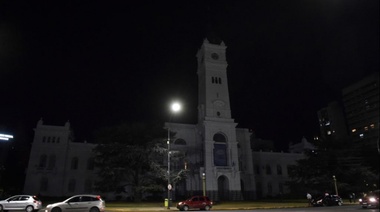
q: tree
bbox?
[92,121,188,201]
[93,121,167,201]
[286,136,379,197]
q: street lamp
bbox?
[167,101,181,209]
[0,134,13,141]
[333,175,338,196]
[202,172,206,196]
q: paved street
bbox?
[103,204,376,212]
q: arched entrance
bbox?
[217,175,229,200]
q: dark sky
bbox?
[1,0,379,150]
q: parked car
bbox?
[45,195,105,212]
[176,196,213,211]
[0,195,42,212]
[359,190,379,208]
[312,194,343,206]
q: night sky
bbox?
[1,0,379,150]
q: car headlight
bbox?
[359,198,363,202]
[369,197,377,202]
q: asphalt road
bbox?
[103,204,377,212]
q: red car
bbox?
[176,196,213,211]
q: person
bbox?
[352,193,356,203]
[306,193,312,206]
[349,193,353,203]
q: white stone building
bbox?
[23,119,97,197]
[23,38,313,200]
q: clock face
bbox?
[211,53,219,60]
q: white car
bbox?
[45,195,105,212]
[0,195,42,212]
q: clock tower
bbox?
[196,38,242,200]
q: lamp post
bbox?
[202,172,206,196]
[167,102,181,209]
[333,175,338,196]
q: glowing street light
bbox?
[0,134,13,141]
[167,101,181,209]
[202,172,206,196]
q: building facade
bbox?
[24,38,311,200]
[23,119,97,197]
[342,72,379,147]
[317,101,349,141]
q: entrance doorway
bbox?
[217,175,229,200]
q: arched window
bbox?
[47,154,56,170]
[279,183,284,194]
[277,165,282,175]
[267,183,273,195]
[84,179,93,193]
[254,165,260,175]
[87,158,94,170]
[71,157,78,170]
[213,133,227,166]
[40,177,48,191]
[266,165,272,175]
[39,154,47,168]
[213,133,227,142]
[68,179,76,192]
[174,138,186,145]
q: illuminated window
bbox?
[327,131,331,135]
[370,124,375,129]
[352,128,357,133]
[359,134,364,138]
[364,126,369,131]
